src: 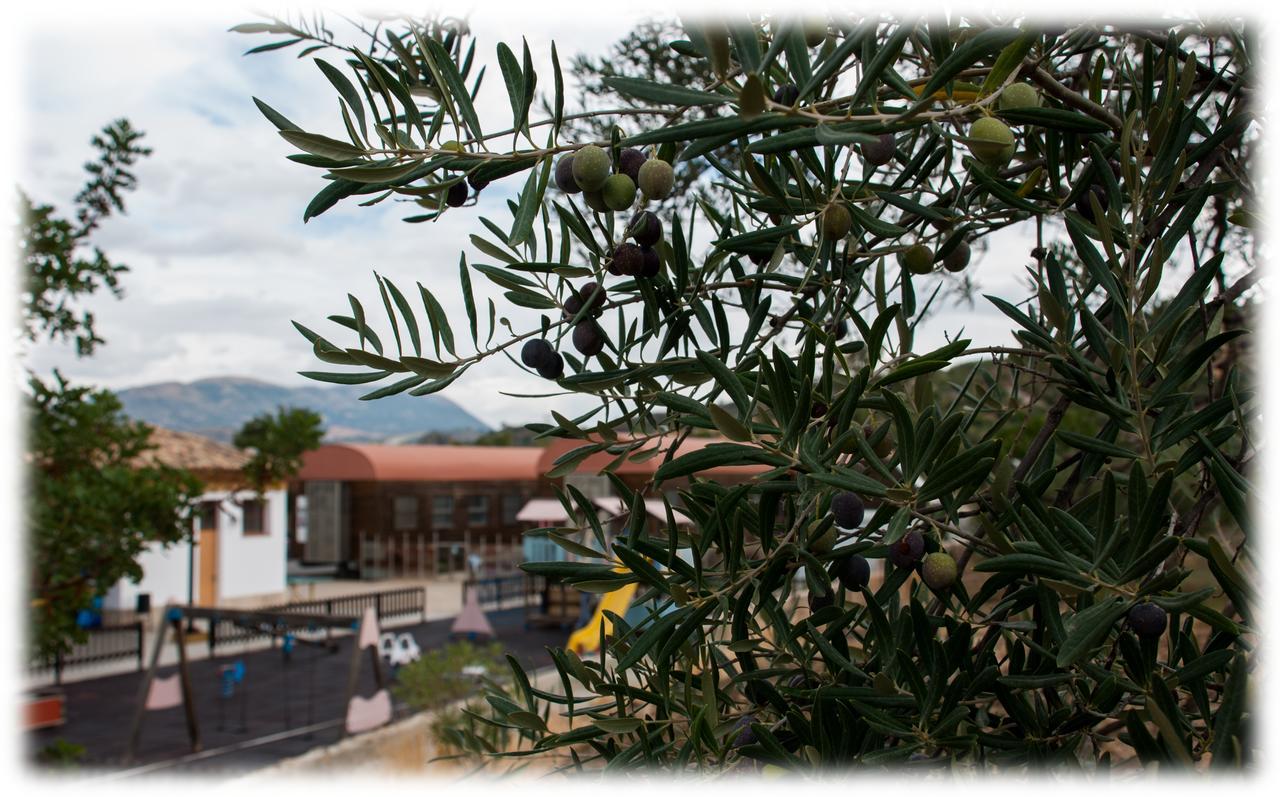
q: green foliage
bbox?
[232,406,325,493]
[393,639,507,712]
[27,373,200,659]
[243,14,1255,773]
[37,738,86,769]
[16,119,151,357]
[20,120,199,662]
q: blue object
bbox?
[219,666,236,698]
[232,659,245,682]
[75,609,102,629]
[165,607,183,623]
[282,634,295,654]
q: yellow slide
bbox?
[566,582,638,655]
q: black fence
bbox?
[30,622,145,685]
[464,574,537,610]
[204,586,427,653]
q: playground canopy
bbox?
[515,497,689,524]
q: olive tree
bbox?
[239,14,1255,772]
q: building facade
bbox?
[290,444,543,578]
[102,427,289,614]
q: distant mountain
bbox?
[117,376,489,443]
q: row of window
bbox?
[391,493,523,531]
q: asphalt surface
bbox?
[28,607,565,776]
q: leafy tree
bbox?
[241,15,1256,772]
[26,374,199,659]
[16,119,151,357]
[19,122,200,660]
[232,406,325,493]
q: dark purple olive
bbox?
[555,154,581,193]
[1128,602,1168,639]
[520,338,555,369]
[860,133,896,167]
[610,243,643,276]
[831,492,865,529]
[562,293,585,320]
[772,83,800,106]
[618,147,646,182]
[1075,184,1107,223]
[888,531,925,569]
[446,182,468,207]
[578,281,606,317]
[572,320,606,356]
[628,210,662,247]
[639,246,660,277]
[836,554,870,591]
[808,590,834,614]
[535,349,564,380]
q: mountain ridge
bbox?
[117,376,489,444]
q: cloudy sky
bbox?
[7,3,1046,429]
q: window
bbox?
[467,495,489,527]
[393,496,419,531]
[295,495,309,544]
[432,496,454,529]
[502,494,522,524]
[242,499,267,536]
[196,501,219,531]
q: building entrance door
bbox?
[198,529,219,605]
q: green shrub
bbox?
[392,639,507,713]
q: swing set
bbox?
[124,604,393,763]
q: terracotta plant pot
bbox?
[24,688,65,730]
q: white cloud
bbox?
[11,7,1041,431]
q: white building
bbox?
[102,427,288,615]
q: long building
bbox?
[290,436,766,579]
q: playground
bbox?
[28,604,564,775]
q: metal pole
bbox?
[173,617,201,752]
[125,609,172,763]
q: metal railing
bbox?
[463,574,538,610]
[205,586,427,652]
[29,621,145,684]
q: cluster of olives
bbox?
[518,281,613,380]
[565,281,608,358]
[519,337,564,380]
[608,211,664,278]
[806,492,873,615]
[886,530,959,591]
[555,145,674,211]
[965,82,1041,169]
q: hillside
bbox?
[117,376,489,443]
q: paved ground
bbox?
[28,607,566,776]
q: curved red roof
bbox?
[297,444,542,482]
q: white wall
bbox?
[217,488,288,601]
[103,487,288,610]
[102,536,193,611]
